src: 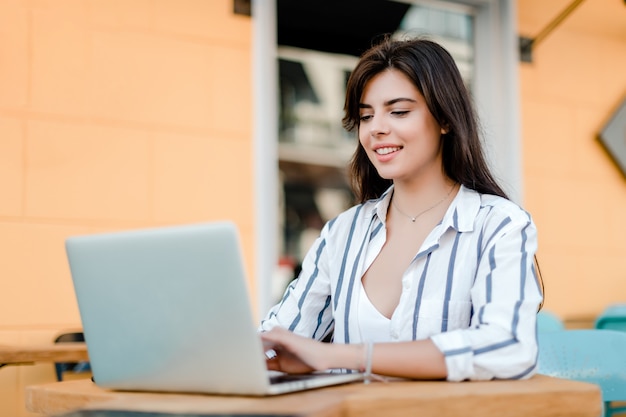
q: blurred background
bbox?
[0,0,625,415]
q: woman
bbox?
[260,36,543,382]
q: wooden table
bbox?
[26,374,602,417]
[0,343,89,367]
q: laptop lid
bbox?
[65,221,362,396]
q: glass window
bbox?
[396,2,475,85]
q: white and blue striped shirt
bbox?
[260,185,543,381]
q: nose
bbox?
[369,115,390,137]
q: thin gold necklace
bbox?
[392,183,457,223]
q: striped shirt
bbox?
[260,185,543,381]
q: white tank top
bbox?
[357,285,392,343]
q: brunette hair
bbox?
[343,36,544,308]
[343,36,507,202]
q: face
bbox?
[358,69,445,185]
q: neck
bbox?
[392,178,457,214]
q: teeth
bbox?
[375,147,400,155]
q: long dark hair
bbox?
[342,36,544,309]
[343,35,507,203]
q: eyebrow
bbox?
[359,97,418,109]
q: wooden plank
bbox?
[0,343,89,365]
[343,376,603,417]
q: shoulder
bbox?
[325,201,371,232]
[453,186,534,233]
[473,192,536,240]
[478,193,533,224]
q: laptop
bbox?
[65,221,363,396]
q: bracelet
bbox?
[364,342,373,384]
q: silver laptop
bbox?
[65,221,363,396]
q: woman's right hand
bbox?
[260,326,334,374]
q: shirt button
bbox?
[391,330,399,339]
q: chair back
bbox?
[595,304,626,332]
[537,310,565,332]
[54,332,91,381]
[538,329,626,404]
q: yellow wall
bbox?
[518,0,626,322]
[1,0,625,415]
[0,1,253,415]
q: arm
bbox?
[259,220,335,340]
[262,326,447,379]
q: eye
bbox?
[391,110,409,117]
[359,114,373,122]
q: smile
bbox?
[375,146,402,155]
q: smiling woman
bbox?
[259,36,543,382]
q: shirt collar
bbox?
[369,184,481,233]
[371,185,394,225]
[442,185,481,233]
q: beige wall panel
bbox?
[608,193,626,249]
[0,1,29,108]
[206,46,253,136]
[533,247,580,315]
[517,65,540,105]
[153,0,251,42]
[0,331,21,417]
[521,99,576,176]
[526,175,612,252]
[90,31,215,128]
[517,1,565,35]
[0,222,90,327]
[536,248,625,319]
[90,0,154,29]
[25,121,151,221]
[593,37,626,96]
[528,34,605,106]
[571,105,625,181]
[30,5,91,116]
[238,227,256,300]
[572,252,626,317]
[152,132,253,227]
[0,117,24,216]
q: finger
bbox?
[264,348,277,360]
[265,354,280,370]
[260,328,289,345]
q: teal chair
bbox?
[537,310,565,332]
[595,304,626,332]
[537,329,626,417]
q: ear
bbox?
[440,121,449,135]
